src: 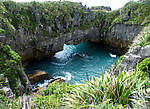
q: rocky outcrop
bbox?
[1,1,148,64]
[1,27,100,64]
[103,24,143,55]
[113,25,150,74]
[91,6,111,11]
[28,71,53,84]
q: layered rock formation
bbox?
[114,25,150,74]
[1,1,149,64]
[103,24,143,55]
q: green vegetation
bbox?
[136,57,150,77]
[0,0,105,38]
[1,0,150,37]
[0,43,27,96]
[129,24,150,48]
[113,0,150,25]
[103,0,150,32]
[1,64,149,108]
[0,0,150,108]
[31,82,75,108]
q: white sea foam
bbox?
[35,79,53,88]
[64,72,72,81]
[54,72,72,82]
[109,53,117,58]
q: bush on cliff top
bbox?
[105,0,150,32]
[1,0,105,37]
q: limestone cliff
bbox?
[0,1,149,63]
[113,25,150,74]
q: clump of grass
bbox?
[63,68,150,108]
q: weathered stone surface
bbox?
[2,87,13,98]
[28,71,53,84]
[104,24,143,55]
[0,43,32,97]
[113,43,150,74]
[140,44,150,58]
[1,23,143,64]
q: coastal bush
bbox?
[134,24,150,47]
[137,33,150,47]
[0,0,150,108]
[1,0,105,37]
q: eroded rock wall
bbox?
[103,24,143,55]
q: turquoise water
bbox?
[25,42,119,85]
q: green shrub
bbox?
[136,57,150,77]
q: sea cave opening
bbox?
[25,41,120,87]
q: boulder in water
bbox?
[50,78,65,84]
[28,71,53,84]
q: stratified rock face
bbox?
[10,27,100,63]
[0,1,105,63]
[0,43,31,97]
[103,24,143,55]
[0,0,150,63]
[113,25,150,74]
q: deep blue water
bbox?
[25,42,119,85]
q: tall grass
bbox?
[63,68,150,108]
[0,66,149,109]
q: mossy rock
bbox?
[0,43,29,96]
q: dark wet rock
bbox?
[28,71,53,84]
[50,78,65,84]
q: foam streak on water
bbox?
[25,42,119,84]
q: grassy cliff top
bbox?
[0,0,105,38]
[104,0,150,31]
[0,0,150,38]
